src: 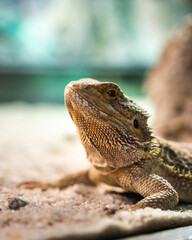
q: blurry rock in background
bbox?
[146,17,192,142]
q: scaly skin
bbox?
[19,79,192,210]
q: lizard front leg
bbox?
[18,169,96,190]
[115,167,179,210]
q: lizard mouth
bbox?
[65,82,118,117]
[65,86,122,130]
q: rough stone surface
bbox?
[0,104,192,240]
[8,197,28,210]
[146,18,192,142]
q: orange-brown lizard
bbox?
[20,79,192,210]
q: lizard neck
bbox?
[146,137,192,180]
[141,137,161,160]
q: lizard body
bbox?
[20,79,192,210]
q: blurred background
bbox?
[0,0,192,103]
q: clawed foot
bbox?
[18,170,94,190]
[18,181,55,190]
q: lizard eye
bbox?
[107,89,117,98]
[133,119,139,129]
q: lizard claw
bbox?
[17,181,53,190]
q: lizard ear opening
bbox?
[133,119,139,129]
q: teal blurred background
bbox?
[0,0,192,103]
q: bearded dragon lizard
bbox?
[20,79,192,210]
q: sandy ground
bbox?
[0,103,88,186]
[0,103,192,240]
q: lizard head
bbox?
[65,78,153,170]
